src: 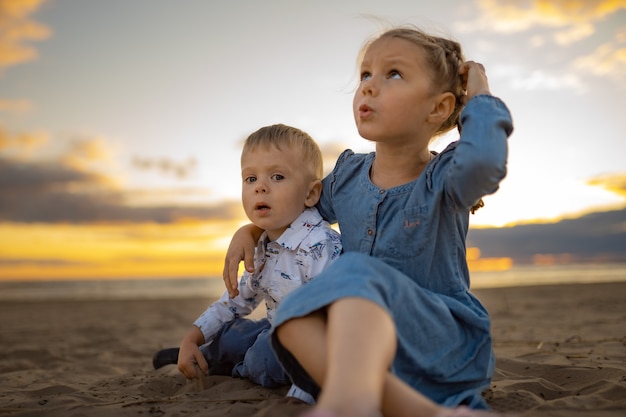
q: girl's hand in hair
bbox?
[459,61,491,104]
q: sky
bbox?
[1,0,625,281]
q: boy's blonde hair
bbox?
[242,124,324,180]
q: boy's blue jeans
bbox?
[200,317,290,388]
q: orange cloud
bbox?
[475,0,624,30]
[0,126,49,156]
[0,98,31,112]
[575,41,626,85]
[61,137,115,173]
[0,0,51,69]
[459,0,625,46]
[587,173,626,198]
[553,22,595,45]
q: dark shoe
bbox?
[152,347,180,369]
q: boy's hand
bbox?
[178,338,208,379]
[223,224,263,298]
[459,61,491,104]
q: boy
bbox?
[153,124,342,403]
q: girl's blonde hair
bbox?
[242,124,324,180]
[361,26,466,136]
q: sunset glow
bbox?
[1,0,624,283]
[0,221,244,280]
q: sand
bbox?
[0,281,625,416]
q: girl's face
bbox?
[241,145,320,242]
[353,37,440,145]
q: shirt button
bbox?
[367,229,373,236]
[379,189,385,194]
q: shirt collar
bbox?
[260,207,323,251]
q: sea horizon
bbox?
[1,262,625,302]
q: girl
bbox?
[224,26,513,417]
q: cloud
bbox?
[489,64,585,92]
[131,155,198,180]
[0,130,242,224]
[0,130,121,189]
[0,154,242,223]
[587,173,626,198]
[553,21,595,45]
[0,0,51,69]
[0,126,48,155]
[0,98,31,112]
[0,155,98,191]
[511,70,583,91]
[468,207,626,264]
[459,0,625,38]
[456,1,626,90]
[574,39,626,85]
[59,137,114,173]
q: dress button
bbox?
[379,189,385,194]
[367,229,373,236]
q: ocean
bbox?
[1,263,625,302]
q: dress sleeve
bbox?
[317,149,354,224]
[445,95,513,210]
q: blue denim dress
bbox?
[271,95,513,408]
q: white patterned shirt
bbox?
[194,207,342,344]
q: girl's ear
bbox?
[304,179,322,207]
[427,92,455,125]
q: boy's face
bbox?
[241,144,320,241]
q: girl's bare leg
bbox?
[277,297,444,417]
[321,297,395,416]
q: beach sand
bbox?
[0,282,624,416]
